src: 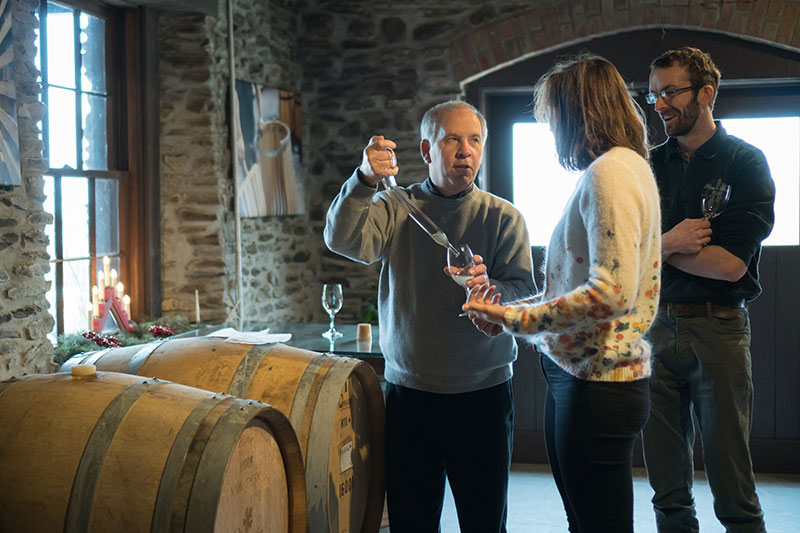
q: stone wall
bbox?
[0,0,55,380]
[159,10,235,325]
[158,0,319,329]
[231,0,318,328]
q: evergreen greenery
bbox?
[52,316,195,366]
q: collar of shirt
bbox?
[661,120,729,163]
[424,177,474,198]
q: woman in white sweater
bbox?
[464,55,661,532]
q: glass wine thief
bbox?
[381,147,462,257]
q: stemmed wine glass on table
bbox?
[321,283,344,339]
[701,178,731,220]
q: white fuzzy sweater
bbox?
[503,147,662,382]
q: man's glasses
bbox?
[645,86,701,104]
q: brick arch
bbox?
[449,0,800,85]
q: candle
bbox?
[110,268,118,288]
[92,286,99,317]
[103,256,111,282]
[195,289,201,324]
[88,308,93,330]
[97,270,105,291]
[123,295,131,318]
[116,282,124,300]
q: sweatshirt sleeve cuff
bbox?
[344,169,379,198]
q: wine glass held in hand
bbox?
[701,178,731,220]
[447,243,476,288]
[446,244,478,317]
[321,283,344,339]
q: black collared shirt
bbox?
[652,122,775,305]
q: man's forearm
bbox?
[666,245,747,282]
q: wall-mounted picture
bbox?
[234,80,304,216]
[0,0,21,187]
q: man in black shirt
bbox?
[642,47,774,532]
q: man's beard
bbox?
[663,99,700,138]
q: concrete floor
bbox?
[435,463,800,532]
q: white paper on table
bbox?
[205,327,291,345]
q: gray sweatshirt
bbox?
[324,171,536,394]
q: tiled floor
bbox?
[433,463,800,532]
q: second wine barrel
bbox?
[63,338,385,533]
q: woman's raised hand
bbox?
[463,284,507,337]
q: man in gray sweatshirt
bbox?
[324,100,536,532]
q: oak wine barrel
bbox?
[62,338,386,533]
[0,368,306,532]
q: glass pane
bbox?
[44,258,57,344]
[46,5,76,89]
[82,93,107,170]
[80,12,106,93]
[47,86,77,169]
[95,178,119,256]
[43,176,56,261]
[513,122,581,246]
[63,258,91,335]
[720,117,800,246]
[61,177,89,259]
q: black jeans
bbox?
[541,354,650,533]
[385,380,513,533]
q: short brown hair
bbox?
[533,54,648,171]
[650,47,721,107]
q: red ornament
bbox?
[149,324,174,338]
[82,331,122,348]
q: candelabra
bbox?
[90,256,134,333]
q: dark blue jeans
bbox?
[385,380,513,533]
[642,310,765,532]
[541,354,650,533]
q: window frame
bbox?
[40,0,147,337]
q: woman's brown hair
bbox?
[533,54,648,171]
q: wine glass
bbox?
[701,179,731,220]
[321,283,344,339]
[447,244,476,315]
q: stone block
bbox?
[5,281,47,300]
[0,329,22,339]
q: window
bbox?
[718,117,799,246]
[37,1,125,341]
[512,123,579,246]
[512,117,800,248]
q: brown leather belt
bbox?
[663,302,744,319]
